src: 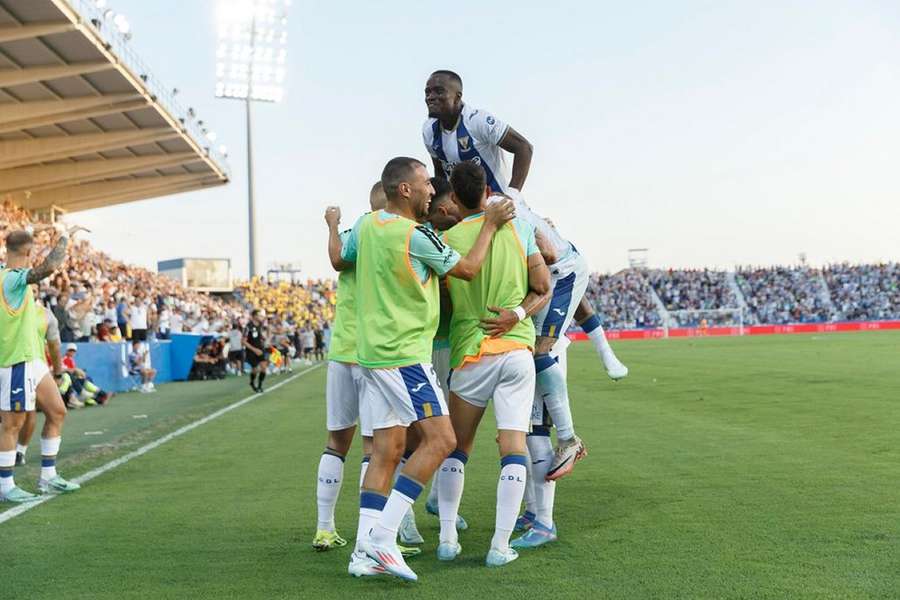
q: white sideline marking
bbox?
[0,364,323,525]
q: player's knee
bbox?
[430,428,456,458]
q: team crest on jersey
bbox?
[486,115,496,125]
[457,136,470,151]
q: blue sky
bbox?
[74,0,900,279]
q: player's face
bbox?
[410,164,436,221]
[425,74,461,118]
[430,198,462,231]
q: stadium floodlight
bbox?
[214,0,291,277]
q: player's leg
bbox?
[574,296,628,380]
[247,352,259,391]
[436,392,485,560]
[359,364,453,581]
[34,366,79,493]
[512,426,558,549]
[256,359,268,392]
[16,410,36,465]
[397,428,424,545]
[0,362,39,502]
[315,362,358,550]
[485,350,533,566]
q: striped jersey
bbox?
[423,103,511,195]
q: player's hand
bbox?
[484,198,515,228]
[324,206,341,228]
[481,305,519,338]
[254,348,263,356]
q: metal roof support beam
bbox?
[18,173,217,210]
[0,152,198,194]
[58,179,223,213]
[0,127,178,169]
[0,94,144,134]
[0,62,112,88]
[0,22,76,44]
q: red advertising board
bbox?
[568,320,900,341]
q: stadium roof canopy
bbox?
[0,0,229,215]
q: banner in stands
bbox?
[70,339,172,393]
[570,320,900,341]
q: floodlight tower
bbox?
[215,0,290,278]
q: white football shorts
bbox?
[362,363,447,430]
[432,345,451,403]
[532,247,590,339]
[0,359,49,413]
[449,349,535,433]
[326,360,372,436]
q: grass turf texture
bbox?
[2,332,899,599]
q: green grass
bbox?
[3,332,900,599]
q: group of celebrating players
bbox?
[312,70,628,582]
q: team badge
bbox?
[457,136,470,151]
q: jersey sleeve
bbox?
[518,220,539,257]
[1,268,30,310]
[340,215,365,263]
[410,225,460,277]
[468,109,509,146]
[45,307,61,343]
[422,119,437,157]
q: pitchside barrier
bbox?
[568,320,900,341]
[66,333,210,393]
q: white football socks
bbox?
[0,450,16,494]
[492,455,528,552]
[371,475,423,546]
[359,456,370,490]
[437,451,467,545]
[527,434,556,528]
[40,436,61,481]
[523,445,537,516]
[356,490,385,552]
[315,450,344,532]
[535,356,576,441]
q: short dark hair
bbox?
[381,157,425,200]
[431,70,462,90]
[449,162,486,210]
[428,177,453,216]
[4,230,33,254]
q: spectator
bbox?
[227,322,245,374]
[61,343,111,407]
[128,341,157,393]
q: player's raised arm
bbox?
[498,126,533,191]
[324,206,353,271]
[445,198,516,281]
[25,225,82,284]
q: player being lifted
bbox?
[313,182,385,555]
[422,69,628,479]
[435,162,551,566]
[1,224,84,502]
[329,157,514,582]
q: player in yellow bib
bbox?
[1,225,83,502]
[312,182,386,556]
[433,162,551,567]
[327,157,515,582]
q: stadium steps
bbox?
[725,272,753,323]
[814,270,840,319]
[642,270,671,325]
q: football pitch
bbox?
[3,332,899,599]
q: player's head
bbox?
[4,229,34,260]
[369,180,387,211]
[251,308,263,324]
[449,161,489,211]
[381,157,434,221]
[425,70,463,119]
[427,177,461,231]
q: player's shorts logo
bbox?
[411,382,427,393]
[552,308,566,316]
[11,387,23,395]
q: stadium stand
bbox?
[736,266,836,325]
[823,263,900,321]
[584,271,663,329]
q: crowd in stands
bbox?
[823,263,900,321]
[584,271,663,329]
[736,266,835,324]
[647,268,738,312]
